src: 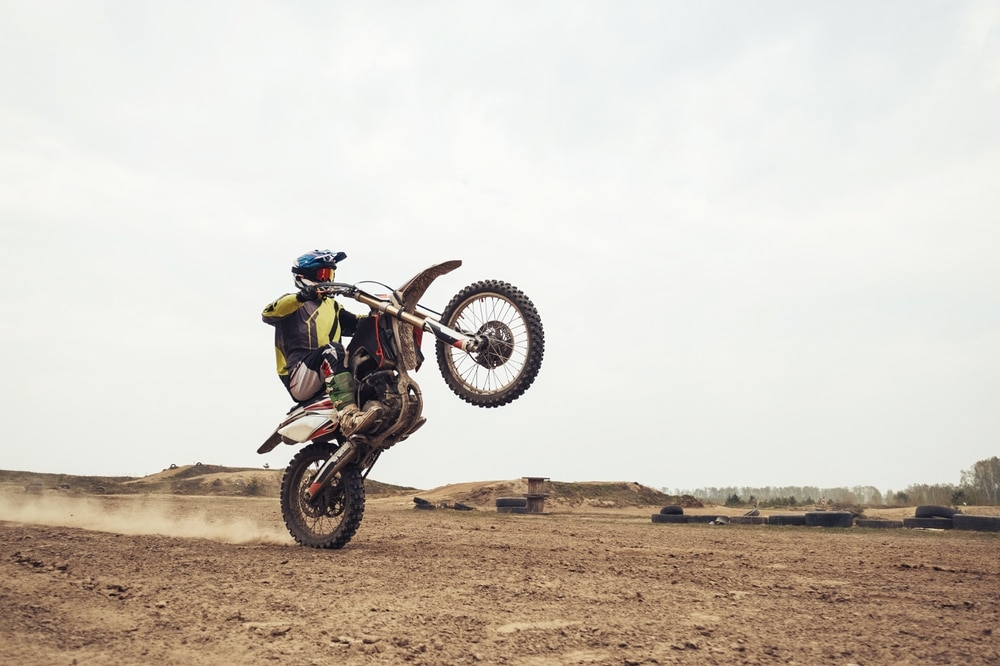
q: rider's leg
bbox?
[287,357,325,403]
[317,343,381,435]
[327,371,383,436]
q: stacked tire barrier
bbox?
[729,515,768,525]
[730,508,767,525]
[651,504,687,524]
[495,497,529,514]
[855,519,905,528]
[768,514,808,526]
[804,511,853,528]
[424,495,999,530]
[902,505,957,530]
[953,514,1000,532]
[649,502,1000,532]
[413,497,475,511]
[902,517,954,529]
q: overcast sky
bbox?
[2,1,998,494]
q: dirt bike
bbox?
[257,260,545,549]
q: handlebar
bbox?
[313,281,483,354]
[313,282,358,298]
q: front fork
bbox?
[306,442,356,499]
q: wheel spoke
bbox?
[446,294,529,395]
[435,280,544,408]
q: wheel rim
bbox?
[444,294,530,396]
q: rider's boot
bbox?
[328,371,383,437]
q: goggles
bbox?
[314,267,335,282]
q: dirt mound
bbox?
[1,468,687,509]
[679,494,704,508]
[0,467,417,499]
[140,463,236,482]
[414,479,682,509]
[0,470,134,495]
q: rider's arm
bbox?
[261,294,303,323]
[338,307,362,338]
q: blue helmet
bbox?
[292,249,346,289]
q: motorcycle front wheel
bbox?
[436,280,545,408]
[279,442,365,549]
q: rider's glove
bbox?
[296,285,320,302]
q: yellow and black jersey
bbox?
[261,294,360,379]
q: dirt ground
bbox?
[1,490,998,666]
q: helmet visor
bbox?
[314,267,334,282]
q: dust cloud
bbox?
[0,493,291,545]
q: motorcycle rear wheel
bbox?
[436,280,544,408]
[280,442,365,549]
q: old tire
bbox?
[436,280,545,408]
[497,506,529,514]
[805,511,854,528]
[495,497,528,508]
[730,515,768,525]
[280,442,365,549]
[659,504,684,515]
[769,514,808,526]
[856,519,904,529]
[952,514,1000,532]
[903,516,953,530]
[915,505,959,519]
[651,514,688,524]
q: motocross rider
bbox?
[262,249,383,437]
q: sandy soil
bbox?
[1,490,998,665]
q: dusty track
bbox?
[2,493,998,665]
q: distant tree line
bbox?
[665,456,1000,507]
[960,456,1000,504]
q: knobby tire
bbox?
[280,442,366,549]
[436,280,545,408]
